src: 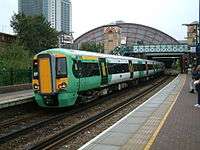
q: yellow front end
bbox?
[32,54,69,107]
[39,58,53,93]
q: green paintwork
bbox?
[34,93,44,106]
[133,71,139,79]
[108,75,112,83]
[33,48,164,108]
[34,49,79,107]
[34,49,103,107]
[34,92,78,107]
[138,60,144,78]
[79,76,101,91]
[58,92,78,107]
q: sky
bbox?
[0,0,198,40]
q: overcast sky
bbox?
[0,0,198,40]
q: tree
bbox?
[11,13,58,54]
[80,42,104,53]
[0,41,32,70]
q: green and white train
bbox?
[32,48,165,108]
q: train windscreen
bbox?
[56,57,67,78]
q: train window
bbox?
[108,63,129,74]
[154,64,159,69]
[133,64,146,71]
[56,57,67,78]
[72,60,80,78]
[79,62,100,77]
[33,60,38,79]
[148,64,154,70]
[133,64,138,71]
[142,64,146,70]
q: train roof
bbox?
[38,48,163,64]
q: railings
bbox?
[113,44,189,55]
[0,68,32,86]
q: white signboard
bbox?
[190,47,196,53]
[121,37,126,45]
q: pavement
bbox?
[78,74,188,150]
[150,75,200,150]
[0,89,33,109]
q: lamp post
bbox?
[196,0,200,65]
[199,0,200,43]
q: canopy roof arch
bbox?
[74,22,179,48]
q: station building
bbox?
[74,22,179,54]
[184,21,199,46]
[0,32,16,45]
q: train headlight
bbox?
[33,84,39,90]
[58,82,67,89]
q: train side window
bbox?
[121,63,129,73]
[137,64,141,71]
[138,64,142,71]
[142,64,146,70]
[79,62,100,77]
[136,64,146,71]
[108,63,129,74]
[56,57,67,78]
[33,60,39,79]
[148,64,154,70]
[133,64,138,71]
[155,64,158,69]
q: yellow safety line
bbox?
[144,75,186,150]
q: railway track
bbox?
[0,104,90,144]
[0,112,43,129]
[0,76,173,149]
[0,100,40,123]
[29,76,171,150]
[0,109,68,137]
[0,83,138,144]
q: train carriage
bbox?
[32,49,164,108]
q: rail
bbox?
[30,76,170,150]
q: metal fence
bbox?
[0,68,32,86]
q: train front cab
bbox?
[32,53,77,107]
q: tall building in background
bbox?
[18,0,72,34]
[185,21,199,46]
[18,0,43,16]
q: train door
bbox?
[153,62,155,74]
[38,54,55,94]
[99,58,108,85]
[138,61,143,78]
[145,61,148,76]
[71,59,80,91]
[128,60,133,79]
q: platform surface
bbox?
[0,90,33,109]
[150,75,200,150]
[78,74,188,150]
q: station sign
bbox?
[190,47,196,53]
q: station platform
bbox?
[0,90,33,109]
[79,74,200,150]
